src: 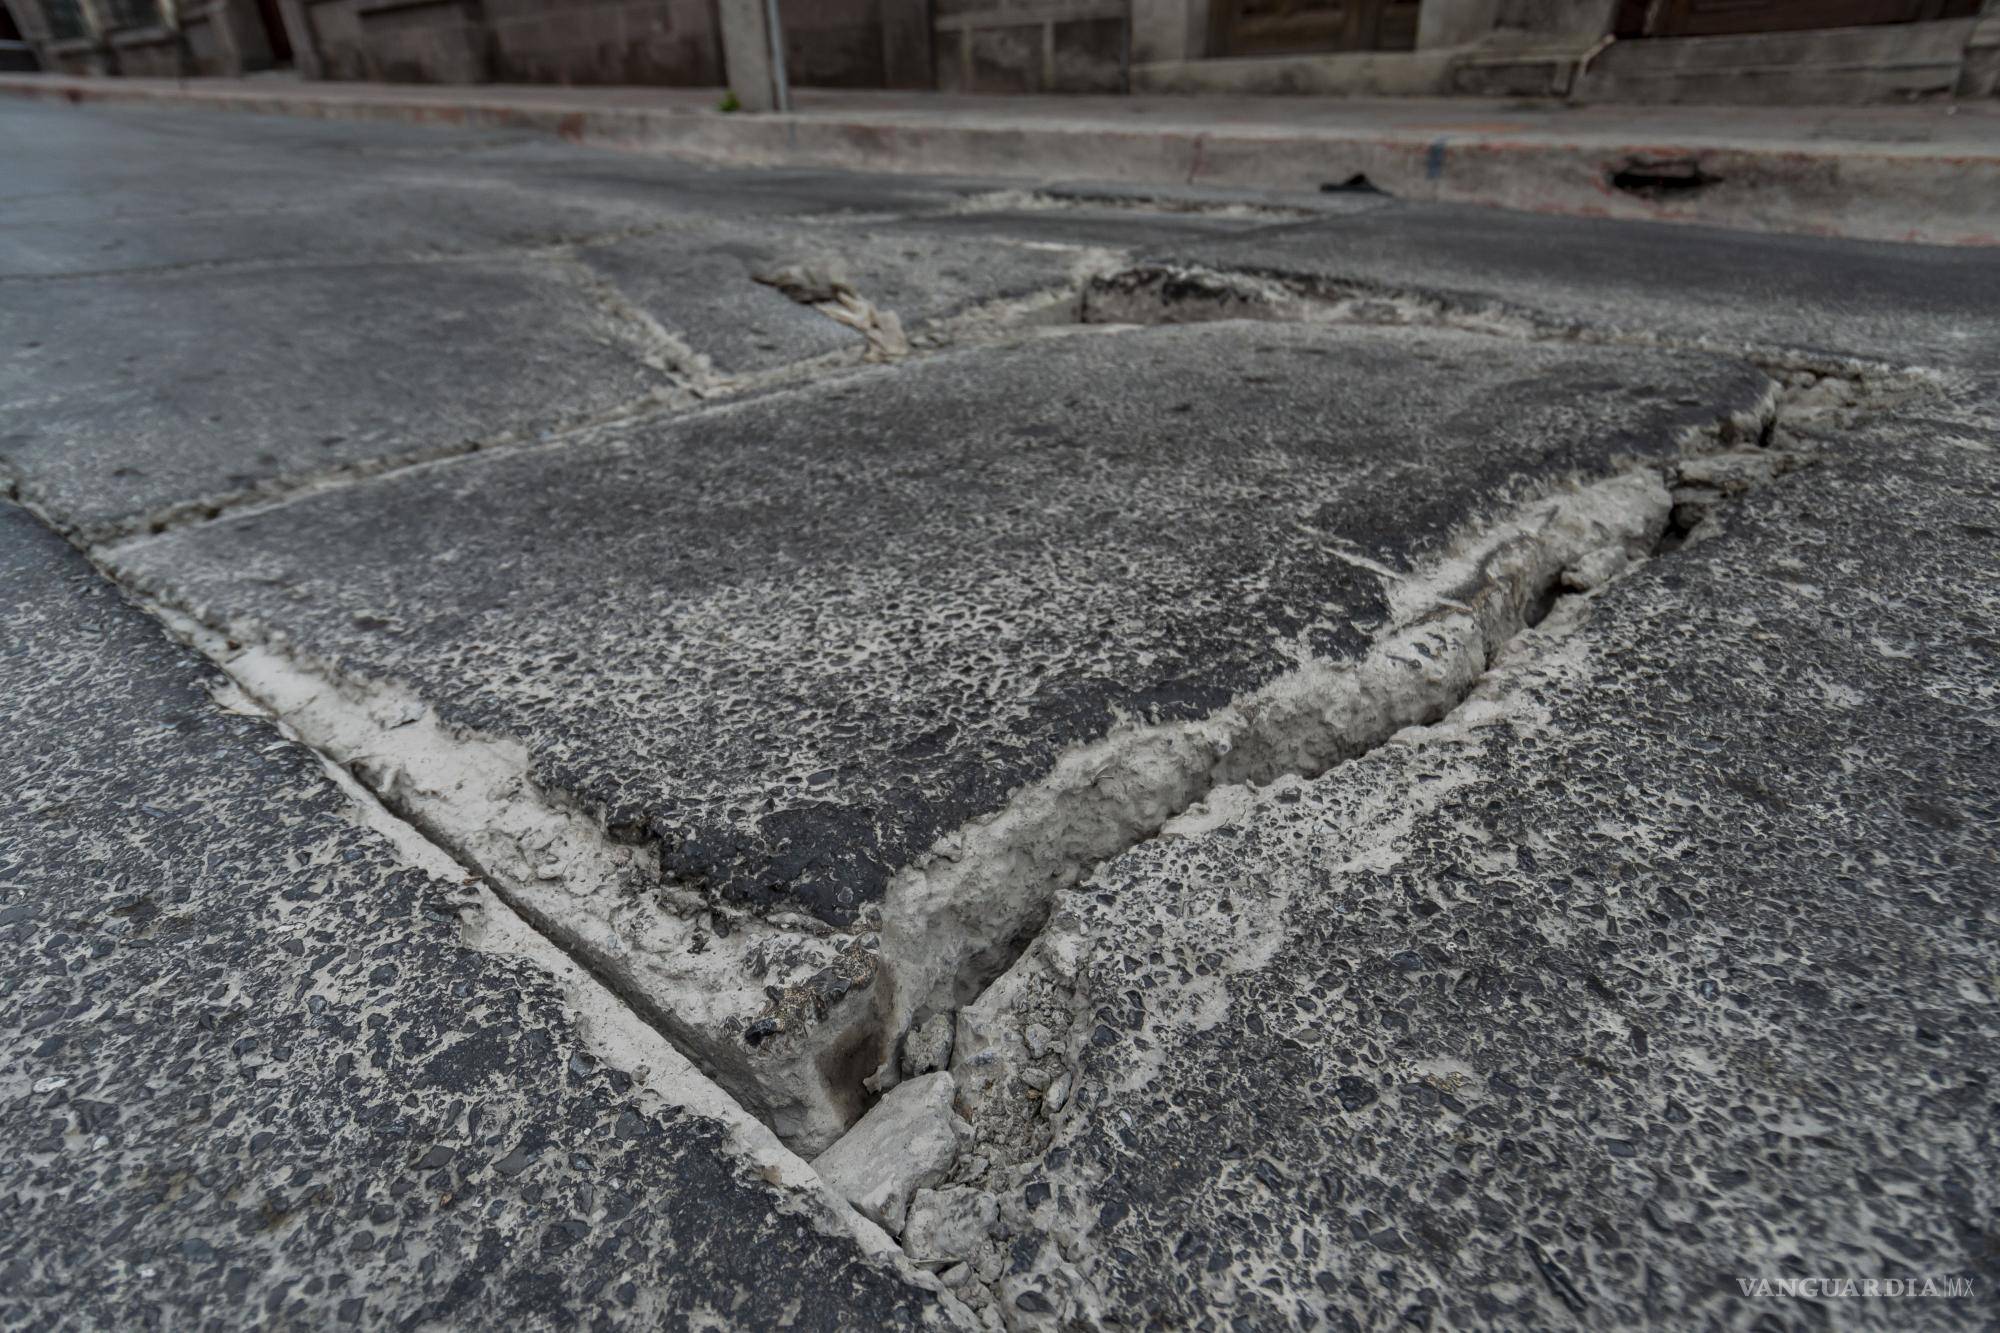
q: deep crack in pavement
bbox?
[3,98,1998,1332]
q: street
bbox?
[2,99,1997,1329]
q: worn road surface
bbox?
[2,102,1997,1330]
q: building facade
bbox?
[3,0,1997,102]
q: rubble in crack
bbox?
[753,257,910,361]
[862,363,1925,1330]
[812,1072,972,1235]
[866,459,1701,1108]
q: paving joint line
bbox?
[1,484,940,1290]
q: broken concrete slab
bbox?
[942,405,2000,1328]
[113,322,1770,928]
[0,256,674,541]
[107,321,1772,1152]
[0,500,960,1329]
[0,100,1127,540]
[1150,201,2000,374]
[572,217,1096,375]
[813,1073,970,1236]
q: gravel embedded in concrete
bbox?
[0,257,675,541]
[946,407,2000,1328]
[110,323,1771,926]
[9,97,1999,1330]
[0,502,958,1330]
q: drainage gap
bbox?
[864,456,1696,1096]
[1609,155,1721,200]
[800,452,1708,1274]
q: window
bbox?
[43,0,89,40]
[103,0,164,28]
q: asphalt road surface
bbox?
[3,101,1997,1330]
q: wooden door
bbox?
[1210,0,1421,57]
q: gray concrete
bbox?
[1150,202,2000,375]
[5,96,2000,1330]
[718,0,780,114]
[0,103,1066,536]
[0,502,954,1329]
[2,256,678,541]
[934,402,2000,1328]
[110,325,1770,926]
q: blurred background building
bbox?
[1,0,1995,103]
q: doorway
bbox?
[254,0,294,64]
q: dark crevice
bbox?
[1321,173,1388,196]
[1609,156,1721,199]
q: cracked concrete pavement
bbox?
[0,501,957,1331]
[3,99,1998,1330]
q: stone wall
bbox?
[487,0,720,86]
[773,0,931,89]
[106,25,183,74]
[299,0,719,85]
[934,0,1129,92]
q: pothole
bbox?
[1079,261,1584,342]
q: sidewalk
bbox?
[4,71,1997,244]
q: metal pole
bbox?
[762,0,790,114]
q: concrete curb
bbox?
[3,73,1995,246]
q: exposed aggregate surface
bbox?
[4,97,1998,1333]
